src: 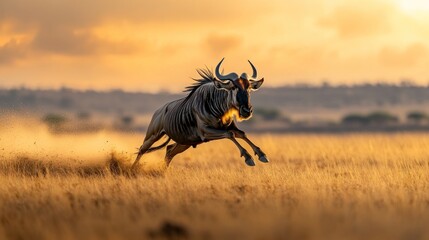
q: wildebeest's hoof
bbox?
[245,157,256,166]
[259,155,269,163]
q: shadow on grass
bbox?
[0,152,167,178]
[147,220,189,239]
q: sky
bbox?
[1,0,429,92]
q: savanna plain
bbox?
[1,117,429,240]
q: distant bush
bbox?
[367,111,399,124]
[42,113,67,129]
[121,115,134,126]
[407,111,428,124]
[342,114,369,125]
[342,111,399,125]
[254,108,281,121]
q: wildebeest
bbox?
[132,58,269,168]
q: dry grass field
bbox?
[1,118,429,240]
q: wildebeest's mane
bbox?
[184,68,215,97]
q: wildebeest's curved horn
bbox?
[248,60,257,79]
[215,58,238,81]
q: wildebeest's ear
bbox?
[214,79,235,91]
[250,78,264,91]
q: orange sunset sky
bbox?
[1,0,429,92]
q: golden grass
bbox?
[1,119,429,239]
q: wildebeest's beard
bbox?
[213,58,263,120]
[236,89,253,119]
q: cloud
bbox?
[0,0,270,27]
[0,39,27,64]
[0,0,272,58]
[1,0,429,91]
[31,27,97,56]
[203,34,242,56]
[263,43,340,78]
[318,1,394,38]
[378,43,428,68]
[30,26,140,56]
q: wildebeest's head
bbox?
[214,58,264,120]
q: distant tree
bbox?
[121,115,134,126]
[42,113,67,129]
[407,111,428,124]
[400,79,416,87]
[342,114,369,125]
[321,81,331,88]
[367,111,399,125]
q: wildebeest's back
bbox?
[163,98,202,145]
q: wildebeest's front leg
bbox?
[200,127,256,166]
[232,130,269,163]
[227,123,269,163]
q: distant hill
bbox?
[2,84,429,115]
[3,84,429,132]
[0,88,181,116]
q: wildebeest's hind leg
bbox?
[132,132,165,169]
[165,144,191,167]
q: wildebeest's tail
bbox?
[145,137,171,153]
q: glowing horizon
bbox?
[1,0,429,92]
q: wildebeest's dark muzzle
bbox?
[239,105,253,118]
